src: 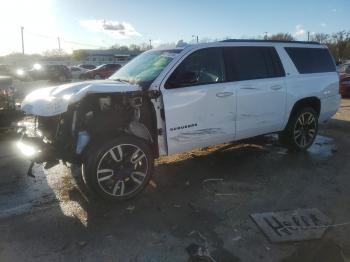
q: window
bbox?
[110,49,181,89]
[285,47,336,74]
[166,48,224,88]
[223,46,285,81]
[339,63,350,74]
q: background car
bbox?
[339,62,350,97]
[28,64,72,82]
[82,64,121,79]
[77,64,96,70]
[69,66,89,79]
[0,65,14,77]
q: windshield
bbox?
[109,49,181,88]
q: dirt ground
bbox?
[0,81,350,261]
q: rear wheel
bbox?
[280,107,318,151]
[83,135,154,201]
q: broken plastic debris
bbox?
[187,231,216,262]
[149,180,157,188]
[126,205,135,212]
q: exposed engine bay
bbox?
[19,90,159,172]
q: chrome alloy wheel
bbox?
[96,144,148,197]
[293,112,317,148]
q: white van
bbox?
[19,40,340,200]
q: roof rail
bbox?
[220,39,320,45]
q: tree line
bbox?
[96,30,350,62]
[266,31,350,62]
[2,31,350,64]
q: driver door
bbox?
[161,48,236,154]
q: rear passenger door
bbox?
[223,46,286,139]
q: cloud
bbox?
[321,22,326,27]
[293,24,306,37]
[79,19,141,39]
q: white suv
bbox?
[19,40,340,200]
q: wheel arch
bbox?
[79,93,159,160]
[287,96,321,126]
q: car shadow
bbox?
[2,117,349,261]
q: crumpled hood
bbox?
[21,80,140,116]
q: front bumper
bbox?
[16,119,55,162]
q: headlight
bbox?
[62,93,73,100]
[16,69,25,76]
[16,141,39,157]
[33,63,42,70]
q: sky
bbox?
[0,0,349,55]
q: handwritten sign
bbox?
[251,208,331,242]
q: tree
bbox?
[331,31,350,61]
[72,50,87,61]
[43,49,67,57]
[129,44,141,52]
[310,33,330,44]
[268,33,295,41]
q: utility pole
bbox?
[149,39,152,49]
[307,31,310,41]
[21,26,24,54]
[57,37,61,52]
[192,35,199,43]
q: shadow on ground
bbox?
[1,118,350,261]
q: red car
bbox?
[83,64,121,79]
[339,63,350,97]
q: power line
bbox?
[24,30,102,48]
[60,39,101,48]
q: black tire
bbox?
[280,107,318,151]
[82,135,154,201]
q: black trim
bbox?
[221,39,320,45]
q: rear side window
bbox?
[285,47,336,74]
[223,47,285,81]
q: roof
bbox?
[221,39,320,45]
[77,49,142,56]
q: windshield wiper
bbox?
[113,78,129,84]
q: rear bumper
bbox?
[319,94,341,122]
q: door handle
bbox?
[270,85,283,91]
[241,86,258,90]
[216,92,233,98]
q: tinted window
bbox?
[339,63,350,74]
[285,47,336,74]
[223,46,285,81]
[166,48,224,88]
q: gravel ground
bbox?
[0,80,349,261]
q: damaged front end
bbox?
[17,80,158,176]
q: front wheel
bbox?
[280,107,318,151]
[83,136,154,201]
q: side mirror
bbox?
[167,71,198,88]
